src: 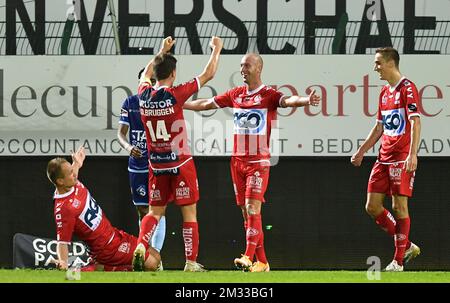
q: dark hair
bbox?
[138,68,156,85]
[153,53,177,80]
[138,68,145,80]
[376,47,400,68]
[47,157,68,185]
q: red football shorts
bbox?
[367,161,415,197]
[94,229,148,267]
[230,157,271,206]
[149,159,200,206]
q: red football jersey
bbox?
[53,181,115,257]
[214,85,284,161]
[138,78,200,170]
[376,77,420,163]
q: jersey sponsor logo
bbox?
[408,103,418,112]
[381,108,406,137]
[139,96,177,116]
[233,108,267,135]
[79,193,103,231]
[152,168,179,176]
[149,151,178,163]
[139,98,176,109]
[131,130,147,150]
[253,95,262,105]
[72,199,81,209]
[120,108,128,117]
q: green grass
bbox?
[1,269,449,283]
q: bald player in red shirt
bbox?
[184,53,321,272]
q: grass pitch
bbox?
[1,269,449,283]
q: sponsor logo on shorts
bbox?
[176,181,190,199]
[118,242,130,254]
[150,184,161,201]
[248,171,263,189]
[389,167,402,178]
[136,185,147,197]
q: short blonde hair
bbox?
[46,157,68,185]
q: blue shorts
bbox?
[128,170,149,206]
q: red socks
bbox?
[394,217,410,265]
[244,215,268,264]
[255,228,268,264]
[244,214,262,261]
[375,209,396,236]
[137,215,158,249]
[183,222,199,262]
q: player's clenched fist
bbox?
[160,36,176,53]
[209,36,223,50]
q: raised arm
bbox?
[183,98,219,111]
[197,36,223,87]
[351,122,383,167]
[71,146,85,180]
[139,36,176,85]
[280,89,321,108]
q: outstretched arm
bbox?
[280,89,321,108]
[71,146,85,180]
[139,36,176,85]
[350,122,383,167]
[197,36,223,87]
[183,98,219,111]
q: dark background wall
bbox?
[1,156,449,270]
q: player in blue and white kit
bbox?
[117,72,166,260]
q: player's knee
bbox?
[365,202,380,217]
[392,204,407,216]
[245,204,259,216]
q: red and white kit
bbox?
[214,84,284,204]
[138,79,201,205]
[53,181,144,266]
[368,77,421,197]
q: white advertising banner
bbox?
[0,55,449,156]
